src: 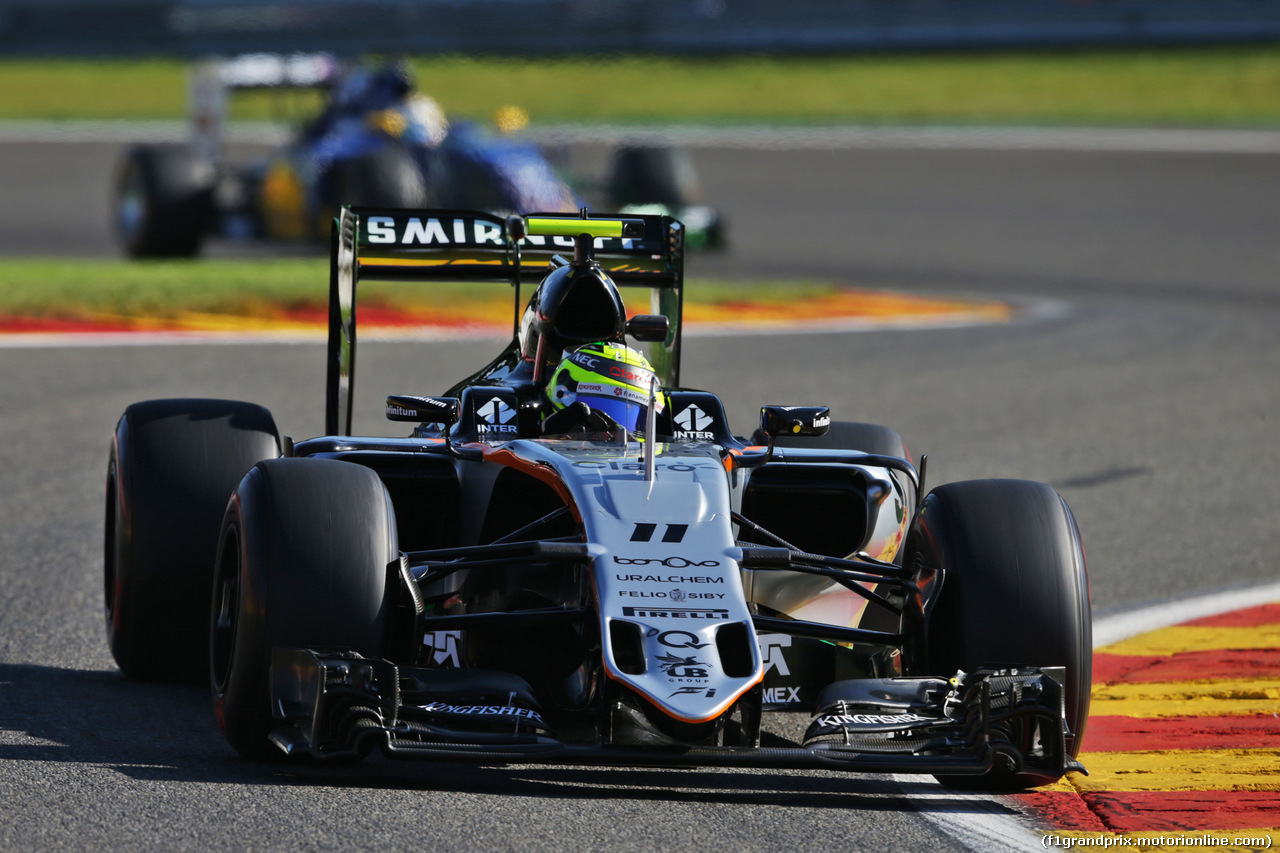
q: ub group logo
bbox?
[657,652,709,680]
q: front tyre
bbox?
[105,399,279,681]
[210,459,397,760]
[905,479,1091,790]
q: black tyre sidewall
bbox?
[106,399,279,681]
[211,459,397,759]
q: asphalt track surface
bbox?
[2,134,1278,852]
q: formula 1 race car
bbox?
[104,207,1090,789]
[113,54,723,258]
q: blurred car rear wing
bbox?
[189,53,339,161]
[325,205,686,436]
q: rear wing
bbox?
[325,206,686,436]
[188,53,338,160]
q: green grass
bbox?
[0,258,332,318]
[2,47,1274,319]
[0,257,841,319]
[3,46,1279,126]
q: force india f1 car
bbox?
[104,208,1091,790]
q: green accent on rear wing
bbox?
[325,206,685,437]
[524,216,645,240]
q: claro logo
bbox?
[572,461,715,471]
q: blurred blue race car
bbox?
[114,54,724,257]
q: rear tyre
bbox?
[329,143,429,210]
[904,479,1091,790]
[210,459,397,760]
[607,145,701,207]
[115,144,215,258]
[105,399,279,681]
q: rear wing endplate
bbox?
[325,206,685,436]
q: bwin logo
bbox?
[477,397,517,433]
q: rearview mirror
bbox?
[626,314,670,343]
[759,406,831,439]
[387,395,460,425]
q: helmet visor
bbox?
[578,393,647,431]
[571,379,664,432]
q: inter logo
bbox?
[674,404,715,439]
[674,404,709,431]
[476,397,517,433]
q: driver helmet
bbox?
[546,342,666,431]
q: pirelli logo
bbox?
[621,606,730,620]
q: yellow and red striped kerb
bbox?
[1018,603,1280,851]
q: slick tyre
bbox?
[607,145,700,207]
[905,479,1091,790]
[329,143,429,211]
[115,144,215,258]
[105,399,279,681]
[210,459,397,760]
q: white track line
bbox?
[1093,580,1280,648]
[532,124,1280,155]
